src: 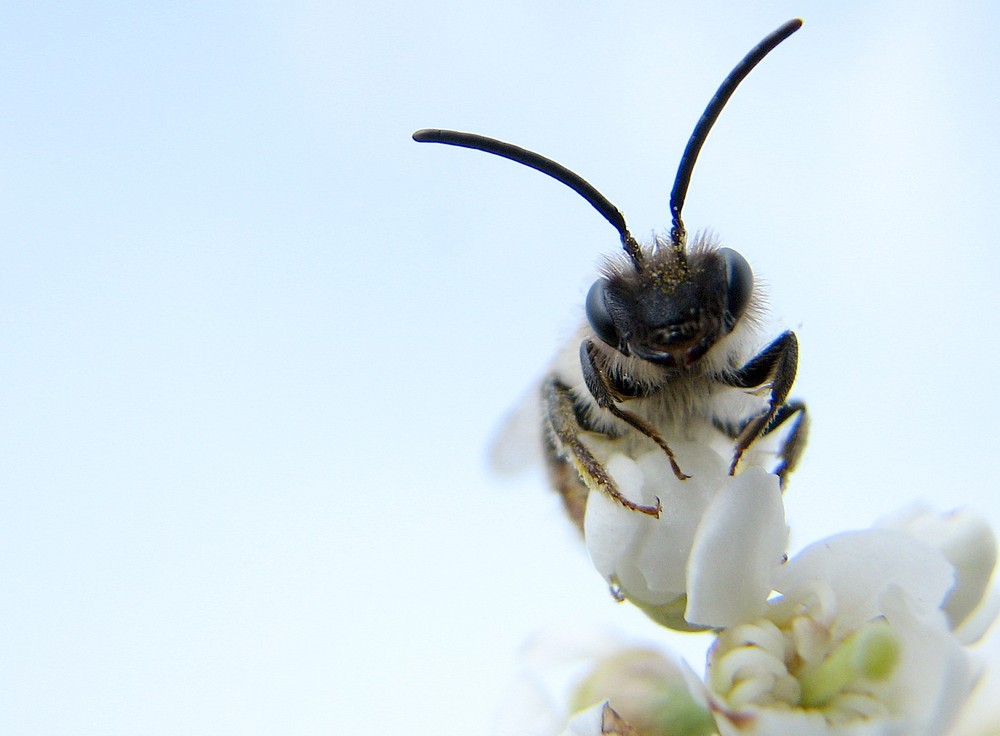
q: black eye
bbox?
[586,278,619,347]
[720,247,753,331]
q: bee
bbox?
[413,19,808,529]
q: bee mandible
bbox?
[414,19,808,528]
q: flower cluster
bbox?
[501,445,998,736]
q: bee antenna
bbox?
[413,128,646,270]
[669,18,803,249]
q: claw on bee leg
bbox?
[573,456,662,518]
[728,450,744,476]
[621,494,661,518]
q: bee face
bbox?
[586,244,754,367]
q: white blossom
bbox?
[494,629,713,736]
[511,417,1000,736]
[570,648,714,736]
[493,629,630,736]
[701,529,980,736]
[584,443,787,630]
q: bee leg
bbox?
[719,330,799,475]
[542,431,590,530]
[581,340,690,481]
[764,400,808,485]
[717,399,808,486]
[543,376,662,519]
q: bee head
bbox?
[586,242,753,367]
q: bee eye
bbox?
[586,279,619,347]
[720,247,753,331]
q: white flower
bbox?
[584,443,787,630]
[701,529,980,736]
[570,648,715,736]
[493,629,630,736]
[494,628,713,736]
[877,506,998,643]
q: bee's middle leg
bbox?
[542,377,661,520]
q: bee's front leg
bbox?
[580,340,690,481]
[720,330,801,476]
[542,375,661,523]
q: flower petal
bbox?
[684,467,787,628]
[878,506,998,638]
[876,584,979,736]
[772,529,954,637]
[584,448,721,606]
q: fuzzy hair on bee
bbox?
[414,19,808,530]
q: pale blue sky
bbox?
[3,2,999,734]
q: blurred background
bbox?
[2,1,998,734]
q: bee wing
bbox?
[487,383,545,476]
